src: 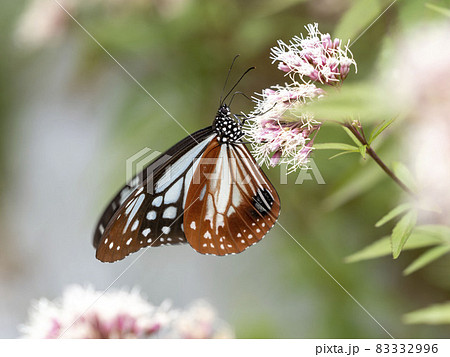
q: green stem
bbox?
[343,122,415,197]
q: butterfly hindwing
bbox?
[183,138,281,255]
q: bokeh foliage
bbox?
[1,0,450,338]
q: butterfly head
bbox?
[213,104,244,144]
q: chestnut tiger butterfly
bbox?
[93,62,281,262]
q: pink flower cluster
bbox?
[271,23,356,85]
[20,285,233,339]
[247,84,321,171]
[245,23,356,172]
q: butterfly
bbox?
[93,64,281,262]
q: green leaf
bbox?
[345,228,442,263]
[334,0,381,41]
[328,151,359,160]
[375,203,412,227]
[345,236,395,263]
[417,225,450,243]
[295,83,396,124]
[404,302,450,325]
[368,118,396,145]
[342,126,363,147]
[426,3,450,17]
[358,144,367,159]
[323,162,383,210]
[403,245,450,275]
[391,210,418,259]
[314,143,359,151]
[255,0,307,17]
[314,142,360,160]
[392,162,417,193]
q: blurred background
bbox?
[1,0,450,338]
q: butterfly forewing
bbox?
[183,139,281,255]
[94,129,216,262]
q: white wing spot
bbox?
[162,226,171,234]
[109,242,114,249]
[99,224,104,234]
[131,220,139,232]
[162,206,177,219]
[126,238,132,245]
[262,223,266,227]
[142,228,151,237]
[190,221,196,230]
[237,233,241,238]
[227,206,236,217]
[203,243,207,247]
[146,210,157,220]
[156,139,212,194]
[248,234,253,239]
[164,178,183,204]
[227,244,232,248]
[135,187,144,195]
[116,246,120,250]
[256,228,261,233]
[147,238,152,243]
[241,239,245,243]
[104,238,108,244]
[210,243,214,248]
[125,199,135,214]
[199,184,207,201]
[220,244,225,250]
[152,196,163,207]
[204,231,211,239]
[167,237,172,242]
[160,238,165,243]
[123,194,145,233]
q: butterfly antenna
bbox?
[219,55,240,106]
[229,91,253,107]
[222,66,255,106]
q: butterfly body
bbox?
[213,104,244,144]
[94,104,280,262]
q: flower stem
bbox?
[343,122,415,197]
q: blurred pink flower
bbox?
[20,285,233,339]
[14,0,74,50]
[169,300,234,339]
[386,23,450,223]
[13,0,190,50]
[20,285,171,338]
